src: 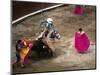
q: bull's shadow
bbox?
[30,38,54,60]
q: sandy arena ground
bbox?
[12,5,96,74]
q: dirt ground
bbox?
[12,5,96,74]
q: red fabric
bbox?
[74,5,84,15]
[75,32,90,53]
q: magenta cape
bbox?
[74,5,84,15]
[21,43,33,65]
[74,32,90,53]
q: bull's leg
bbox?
[45,48,53,57]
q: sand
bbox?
[12,5,96,74]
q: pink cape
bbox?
[75,32,90,53]
[23,43,33,65]
[74,5,84,15]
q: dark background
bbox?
[12,1,58,21]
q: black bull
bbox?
[31,39,54,58]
